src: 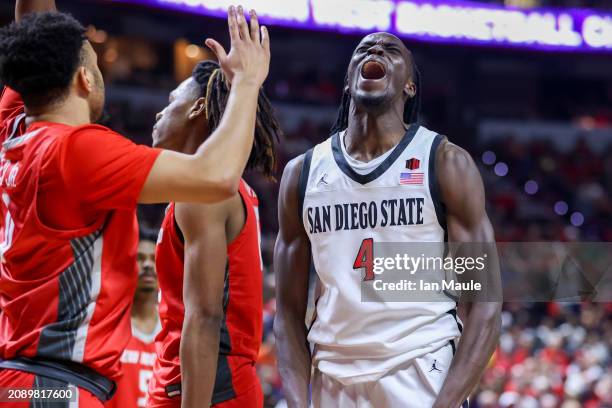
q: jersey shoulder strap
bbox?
[297,148,314,219]
[429,133,447,231]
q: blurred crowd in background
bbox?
[470,302,612,408]
[2,0,610,406]
[247,124,612,408]
[139,118,612,408]
[261,302,612,408]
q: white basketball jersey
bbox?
[300,125,462,385]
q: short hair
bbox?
[191,60,282,179]
[139,227,158,243]
[0,12,87,109]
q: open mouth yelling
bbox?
[361,60,387,80]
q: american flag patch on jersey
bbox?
[399,172,424,185]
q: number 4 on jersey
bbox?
[353,238,375,281]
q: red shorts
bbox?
[212,382,262,408]
[0,368,103,407]
[147,360,262,408]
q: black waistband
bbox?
[164,381,238,406]
[0,357,116,401]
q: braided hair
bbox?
[192,60,281,179]
[330,60,421,135]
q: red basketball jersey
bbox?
[106,322,160,408]
[0,88,161,381]
[148,181,263,406]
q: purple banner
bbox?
[111,0,612,52]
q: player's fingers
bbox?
[249,9,260,44]
[205,38,228,62]
[236,6,250,41]
[260,26,270,53]
[227,5,240,43]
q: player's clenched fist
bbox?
[205,5,271,88]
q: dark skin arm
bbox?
[16,1,271,205]
[273,155,312,408]
[139,8,270,204]
[176,200,233,408]
[16,0,56,20]
[433,140,502,408]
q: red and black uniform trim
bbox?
[150,180,263,407]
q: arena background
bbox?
[1,0,610,406]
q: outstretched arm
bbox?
[433,140,502,408]
[273,155,312,408]
[16,0,56,21]
[14,3,271,206]
[176,200,230,408]
[139,7,270,204]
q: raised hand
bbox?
[205,6,270,88]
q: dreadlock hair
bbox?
[191,60,281,180]
[330,61,421,135]
[0,12,87,110]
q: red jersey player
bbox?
[106,229,161,408]
[0,1,271,407]
[147,60,281,408]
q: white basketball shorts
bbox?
[312,342,468,408]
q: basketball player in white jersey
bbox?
[274,32,502,408]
